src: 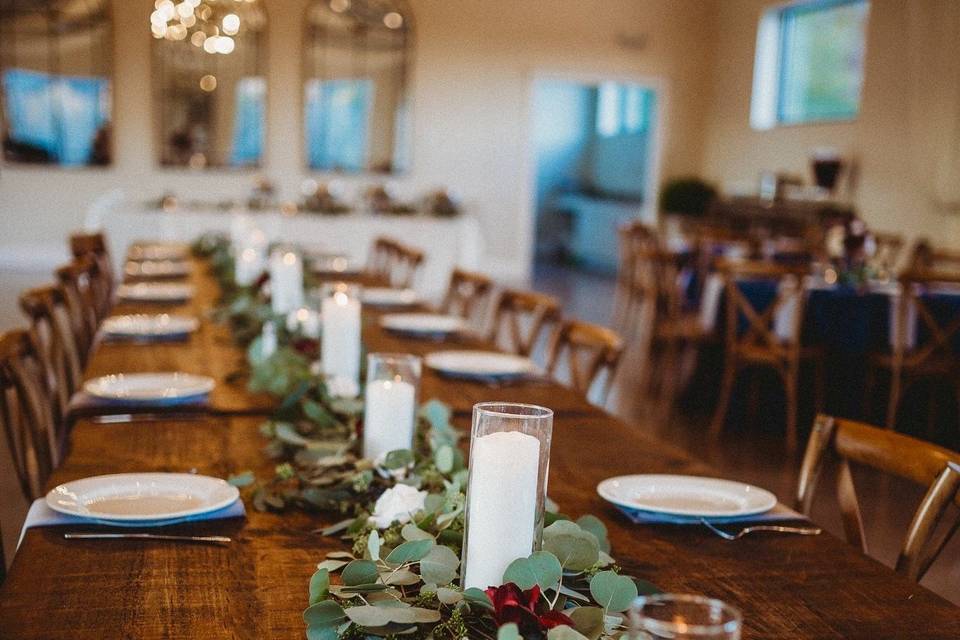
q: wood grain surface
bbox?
[2,254,958,639]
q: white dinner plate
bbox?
[381,313,466,335]
[116,282,194,303]
[597,474,777,519]
[102,314,199,338]
[46,472,238,522]
[128,243,189,261]
[124,260,191,279]
[83,372,215,403]
[425,350,538,379]
[363,288,420,307]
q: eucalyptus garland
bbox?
[194,234,658,639]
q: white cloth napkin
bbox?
[17,497,245,549]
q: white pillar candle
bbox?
[321,290,361,384]
[229,211,253,248]
[462,430,541,589]
[286,306,321,339]
[269,250,304,314]
[235,246,266,286]
[363,379,417,460]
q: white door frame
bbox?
[523,69,669,269]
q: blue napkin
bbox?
[616,503,805,525]
[17,497,245,548]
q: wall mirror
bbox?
[0,0,113,167]
[152,0,266,169]
[304,0,412,173]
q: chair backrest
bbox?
[365,237,424,288]
[909,240,960,273]
[797,414,960,581]
[0,329,59,501]
[545,319,624,403]
[611,222,657,331]
[55,256,101,361]
[439,268,494,321]
[487,289,561,356]
[871,232,904,272]
[892,269,960,366]
[19,284,83,427]
[719,260,809,357]
[70,231,114,319]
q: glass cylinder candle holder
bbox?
[363,353,422,460]
[628,594,742,640]
[269,246,304,314]
[461,402,553,590]
[320,282,362,386]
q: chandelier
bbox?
[149,0,259,54]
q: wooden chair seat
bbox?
[798,415,960,582]
[653,313,710,342]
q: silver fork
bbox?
[699,518,822,540]
[64,533,231,545]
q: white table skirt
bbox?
[98,205,484,298]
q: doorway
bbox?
[530,77,661,282]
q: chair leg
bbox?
[710,358,737,440]
[813,356,826,415]
[887,369,902,430]
[784,367,799,454]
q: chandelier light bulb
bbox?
[216,35,235,54]
[203,35,219,53]
[222,13,240,35]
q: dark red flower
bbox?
[485,583,575,635]
[291,338,319,358]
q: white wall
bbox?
[700,0,960,248]
[0,0,718,282]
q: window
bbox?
[595,83,655,138]
[305,79,374,172]
[751,0,869,129]
[230,78,266,167]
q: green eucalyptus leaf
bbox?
[569,606,605,640]
[542,520,600,571]
[341,559,380,586]
[575,515,611,553]
[382,449,415,470]
[308,568,330,605]
[419,543,460,585]
[502,551,562,591]
[589,570,638,613]
[634,579,662,596]
[400,523,434,542]
[498,623,521,640]
[303,399,337,429]
[384,539,434,565]
[303,601,346,626]
[226,470,255,487]
[315,559,347,573]
[462,587,494,610]
[382,569,421,586]
[436,587,463,605]
[367,530,381,561]
[434,445,455,474]
[546,626,589,640]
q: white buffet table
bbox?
[98,204,484,298]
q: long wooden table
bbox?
[2,254,959,639]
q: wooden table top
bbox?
[3,252,959,639]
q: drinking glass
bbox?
[628,594,742,640]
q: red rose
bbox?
[484,583,576,635]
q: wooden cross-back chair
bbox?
[19,285,83,427]
[612,221,657,332]
[872,268,960,429]
[365,237,425,288]
[55,256,101,362]
[545,319,624,404]
[709,260,823,451]
[909,241,960,273]
[0,330,59,502]
[69,231,114,320]
[439,268,494,323]
[487,289,561,357]
[797,415,960,582]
